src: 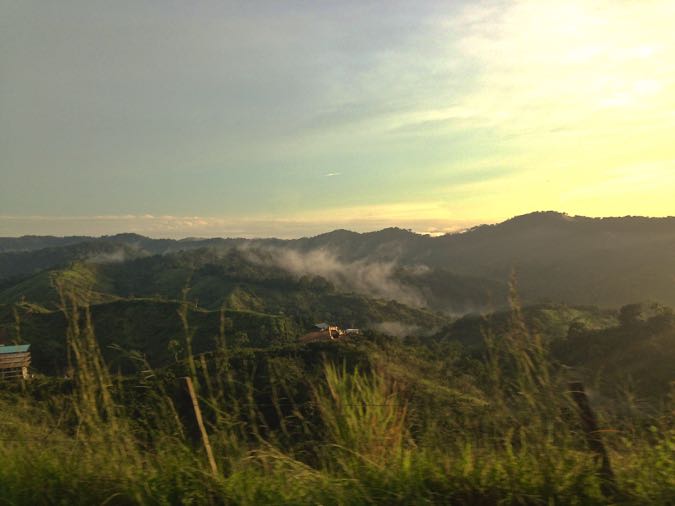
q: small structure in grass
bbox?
[300,323,360,342]
[0,344,31,380]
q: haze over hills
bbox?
[2,212,675,310]
[2,209,674,404]
[2,210,675,381]
[4,210,672,373]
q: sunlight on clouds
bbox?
[452,0,675,126]
[431,0,675,218]
[351,0,675,223]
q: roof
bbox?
[0,344,30,354]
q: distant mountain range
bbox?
[2,211,674,310]
[2,211,675,383]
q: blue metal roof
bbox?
[0,345,30,354]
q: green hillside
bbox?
[553,303,675,400]
[1,216,675,503]
[1,301,673,504]
[0,248,451,375]
[434,303,618,349]
[1,299,299,374]
[0,248,451,335]
[3,212,675,309]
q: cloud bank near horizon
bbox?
[0,212,483,239]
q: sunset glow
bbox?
[2,0,674,237]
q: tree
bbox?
[618,303,643,328]
[567,320,588,340]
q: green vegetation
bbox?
[1,299,299,374]
[0,290,673,505]
[0,249,450,334]
[4,212,675,308]
[1,218,675,504]
[554,302,675,400]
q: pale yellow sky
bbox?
[1,0,674,238]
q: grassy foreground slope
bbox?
[0,295,673,505]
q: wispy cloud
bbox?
[245,247,427,308]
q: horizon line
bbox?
[3,211,675,241]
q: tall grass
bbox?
[0,290,673,505]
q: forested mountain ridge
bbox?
[2,212,675,309]
[2,215,675,504]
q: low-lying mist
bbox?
[86,248,134,264]
[243,246,429,308]
[234,244,503,321]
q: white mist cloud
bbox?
[241,246,428,308]
[283,249,425,307]
[86,248,132,264]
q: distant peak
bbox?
[314,229,360,239]
[502,211,573,225]
[366,227,419,238]
[104,233,148,241]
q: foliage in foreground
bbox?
[0,296,674,505]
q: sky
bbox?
[2,0,674,238]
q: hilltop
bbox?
[2,212,675,309]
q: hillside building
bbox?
[300,323,360,342]
[0,344,31,380]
